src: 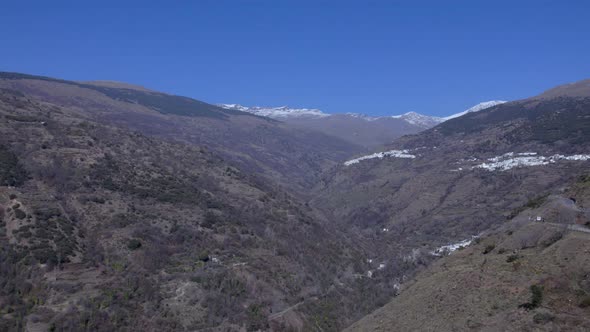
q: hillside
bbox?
[0,88,391,331]
[1,73,590,331]
[347,175,590,331]
[309,80,590,327]
[0,72,364,193]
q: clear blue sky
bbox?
[1,0,589,116]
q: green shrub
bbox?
[519,285,543,310]
[531,285,544,307]
[0,146,28,187]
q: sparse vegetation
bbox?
[2,69,590,331]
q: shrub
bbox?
[506,254,519,263]
[14,209,26,220]
[246,304,268,331]
[525,195,549,209]
[483,244,495,254]
[579,295,590,308]
[197,250,210,262]
[202,212,220,228]
[0,146,28,187]
[127,239,142,250]
[531,285,544,307]
[533,311,554,324]
[519,285,543,310]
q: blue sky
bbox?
[1,0,589,116]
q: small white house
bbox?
[536,216,543,222]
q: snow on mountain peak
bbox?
[391,111,444,127]
[220,99,508,128]
[443,100,507,121]
[219,104,329,119]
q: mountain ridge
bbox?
[219,100,507,126]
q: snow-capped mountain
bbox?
[343,112,442,128]
[220,101,507,147]
[221,101,506,126]
[442,100,507,121]
[219,104,329,119]
[391,111,444,128]
[220,104,445,128]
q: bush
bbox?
[533,311,554,324]
[506,254,519,262]
[519,285,543,310]
[197,250,210,262]
[525,195,549,209]
[246,304,268,331]
[0,146,28,187]
[202,212,220,228]
[579,296,590,308]
[127,239,142,250]
[483,244,495,254]
[14,209,26,220]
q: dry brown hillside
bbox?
[0,87,383,331]
[347,176,590,331]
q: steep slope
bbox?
[0,72,364,192]
[347,175,590,331]
[0,89,382,331]
[312,80,590,318]
[442,100,507,120]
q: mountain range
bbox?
[0,71,589,331]
[220,101,506,147]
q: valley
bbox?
[0,72,589,332]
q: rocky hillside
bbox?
[347,174,590,331]
[0,88,391,331]
[311,81,590,322]
[1,72,589,332]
